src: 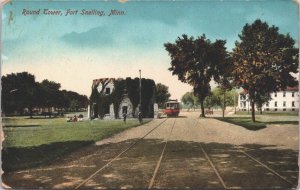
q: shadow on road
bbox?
[3,139,298,189]
[2,140,94,172]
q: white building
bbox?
[238,86,299,112]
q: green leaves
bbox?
[155,83,171,109]
[232,19,298,121]
[1,72,88,116]
[91,78,156,119]
[165,34,229,116]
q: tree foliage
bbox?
[2,72,36,116]
[1,72,88,117]
[204,89,220,109]
[232,19,298,121]
[165,34,229,117]
[255,92,272,114]
[204,88,237,113]
[155,83,171,108]
[181,92,199,110]
[90,78,156,119]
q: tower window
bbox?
[105,88,111,95]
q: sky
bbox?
[1,0,299,100]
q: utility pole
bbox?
[247,96,249,114]
[234,88,236,114]
[139,69,142,112]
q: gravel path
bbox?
[96,111,298,150]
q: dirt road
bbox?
[3,111,298,189]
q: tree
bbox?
[64,90,89,112]
[255,92,271,114]
[181,92,198,110]
[215,55,234,118]
[1,72,38,117]
[204,89,220,111]
[155,83,171,108]
[232,19,298,122]
[165,34,228,117]
[204,87,237,117]
[69,99,79,111]
[40,79,62,117]
[2,72,88,118]
[215,88,237,117]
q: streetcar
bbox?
[164,100,180,117]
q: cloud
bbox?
[61,27,115,48]
[2,54,8,61]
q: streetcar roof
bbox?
[165,101,179,104]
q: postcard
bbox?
[1,0,299,189]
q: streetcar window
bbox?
[165,102,179,109]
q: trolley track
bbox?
[148,118,176,189]
[150,117,226,189]
[74,118,169,189]
[237,148,294,186]
[193,117,297,189]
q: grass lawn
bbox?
[216,113,298,131]
[217,117,267,130]
[235,111,299,116]
[2,117,151,171]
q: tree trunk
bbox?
[251,100,255,122]
[222,92,226,118]
[200,101,205,117]
[260,107,262,115]
[48,106,52,118]
[29,107,33,119]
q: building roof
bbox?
[92,78,122,88]
[239,85,299,94]
[285,86,299,91]
[240,89,248,95]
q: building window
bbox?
[274,92,277,97]
[266,103,269,107]
[266,108,269,111]
[283,108,286,111]
[283,101,286,107]
[292,108,295,111]
[292,92,295,97]
[240,94,246,100]
[275,108,277,111]
[105,88,111,95]
[292,101,295,107]
[283,91,286,97]
[274,101,277,107]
